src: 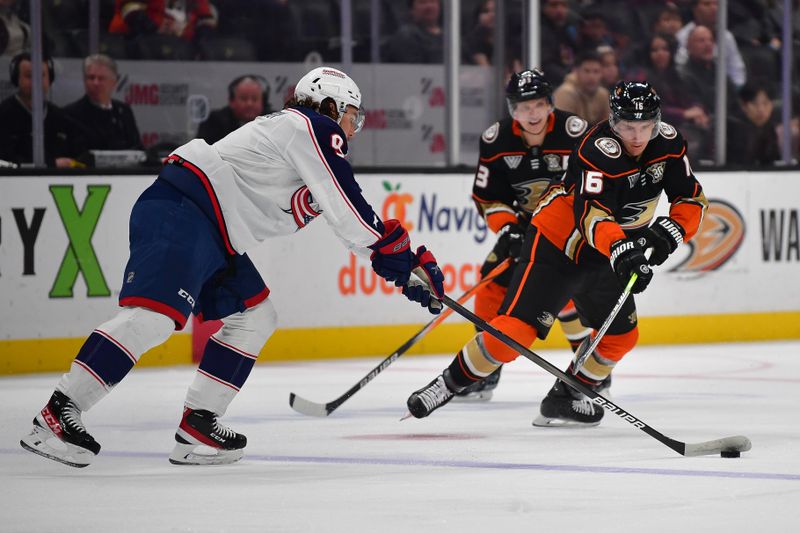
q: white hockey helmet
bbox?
[294,66,365,132]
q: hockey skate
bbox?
[452,366,502,402]
[169,407,247,465]
[532,379,604,427]
[406,374,455,418]
[20,391,101,468]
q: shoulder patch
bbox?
[658,122,677,139]
[482,122,500,143]
[566,115,588,138]
[594,137,622,159]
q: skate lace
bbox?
[571,398,596,416]
[212,418,236,439]
[62,402,87,434]
[418,378,452,411]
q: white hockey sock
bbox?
[184,300,277,415]
[57,307,175,411]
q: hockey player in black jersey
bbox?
[408,81,708,426]
[455,68,591,401]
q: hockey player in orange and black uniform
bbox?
[454,69,592,401]
[407,81,708,426]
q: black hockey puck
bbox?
[720,450,741,458]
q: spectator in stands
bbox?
[675,0,747,88]
[197,75,271,144]
[215,0,302,62]
[597,45,620,90]
[644,33,709,155]
[651,2,684,39]
[64,54,143,152]
[0,0,29,56]
[108,0,217,43]
[553,49,609,125]
[382,0,442,64]
[677,25,737,116]
[728,0,781,96]
[576,7,613,51]
[0,52,87,167]
[462,0,494,66]
[539,0,578,86]
[727,82,780,166]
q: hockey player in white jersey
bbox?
[20,67,445,468]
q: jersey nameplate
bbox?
[595,137,621,158]
[482,122,500,143]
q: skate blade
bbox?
[451,390,493,403]
[532,415,601,428]
[20,426,94,468]
[169,442,244,465]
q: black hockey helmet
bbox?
[506,68,553,115]
[609,81,662,137]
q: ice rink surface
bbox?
[1,341,799,533]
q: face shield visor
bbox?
[609,109,662,141]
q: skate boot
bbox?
[452,366,502,402]
[406,374,456,418]
[20,390,101,468]
[595,374,612,396]
[532,379,604,427]
[169,407,247,465]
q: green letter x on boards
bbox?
[49,185,112,298]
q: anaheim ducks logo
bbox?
[595,137,621,158]
[512,178,551,211]
[566,116,588,137]
[671,199,745,272]
[482,122,500,143]
[658,122,677,139]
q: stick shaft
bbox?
[573,272,637,372]
[289,259,512,416]
[442,294,689,455]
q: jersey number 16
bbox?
[581,170,604,195]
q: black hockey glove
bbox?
[480,222,525,277]
[497,222,525,261]
[609,238,653,294]
[642,216,685,266]
[404,246,445,314]
[369,219,414,286]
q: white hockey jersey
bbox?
[162,106,384,255]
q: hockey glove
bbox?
[609,238,653,294]
[369,219,414,286]
[642,216,685,266]
[404,246,445,314]
[480,222,525,277]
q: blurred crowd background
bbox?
[1,0,799,169]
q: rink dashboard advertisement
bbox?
[1,171,798,374]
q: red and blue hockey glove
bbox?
[404,246,445,314]
[642,216,685,266]
[369,219,414,286]
[609,238,653,294]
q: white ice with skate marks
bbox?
[1,341,799,532]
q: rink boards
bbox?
[1,171,798,374]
